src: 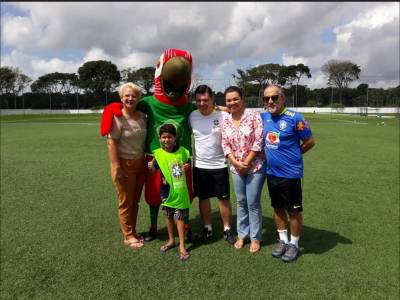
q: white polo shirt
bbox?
[189,110,228,169]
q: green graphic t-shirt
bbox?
[153,146,190,209]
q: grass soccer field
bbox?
[1,113,399,299]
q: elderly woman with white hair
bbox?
[107,82,147,249]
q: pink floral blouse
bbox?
[221,109,264,174]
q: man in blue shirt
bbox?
[261,84,315,263]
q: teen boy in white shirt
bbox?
[189,85,235,245]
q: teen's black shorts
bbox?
[193,167,230,201]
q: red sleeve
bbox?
[100,102,123,136]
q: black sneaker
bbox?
[185,228,200,242]
[144,227,158,242]
[223,229,236,246]
[272,240,288,258]
[281,244,300,263]
[201,228,213,240]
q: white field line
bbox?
[1,115,98,124]
[1,121,97,126]
[1,116,95,122]
[330,119,368,125]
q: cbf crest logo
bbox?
[266,131,280,149]
[213,119,220,130]
[279,120,287,131]
[171,162,183,179]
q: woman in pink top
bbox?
[221,86,265,253]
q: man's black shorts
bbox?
[193,167,230,201]
[266,174,303,212]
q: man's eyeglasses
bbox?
[263,95,280,102]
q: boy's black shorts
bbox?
[193,167,230,201]
[266,174,303,212]
[161,206,189,220]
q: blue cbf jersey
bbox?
[261,108,312,178]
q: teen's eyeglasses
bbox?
[263,95,280,102]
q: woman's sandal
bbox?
[249,241,261,253]
[179,251,190,261]
[234,239,245,250]
[124,238,144,250]
[160,243,176,253]
[135,235,144,243]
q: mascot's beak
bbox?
[161,56,192,101]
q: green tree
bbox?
[0,66,32,108]
[53,72,78,94]
[247,63,286,86]
[31,72,78,94]
[14,72,32,109]
[279,65,297,86]
[78,60,120,99]
[31,74,55,109]
[0,66,16,95]
[356,83,369,95]
[232,68,251,91]
[293,63,312,86]
[233,64,288,105]
[385,86,400,107]
[121,67,155,95]
[31,72,80,109]
[307,88,332,107]
[31,74,56,94]
[322,60,361,103]
[280,64,311,106]
[250,63,288,105]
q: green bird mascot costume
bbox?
[101,48,196,242]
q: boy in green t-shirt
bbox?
[148,124,191,261]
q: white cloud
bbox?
[1,48,158,81]
[83,48,110,62]
[209,60,237,91]
[1,2,398,91]
[82,48,157,72]
[330,2,399,87]
[1,50,33,74]
[31,58,81,76]
[1,49,81,79]
[281,54,308,67]
[279,2,399,89]
[346,2,398,29]
[1,15,42,51]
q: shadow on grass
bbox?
[138,210,231,251]
[299,226,352,254]
[140,210,352,255]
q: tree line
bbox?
[1,59,399,109]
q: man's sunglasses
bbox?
[263,95,280,102]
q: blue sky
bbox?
[1,2,399,92]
